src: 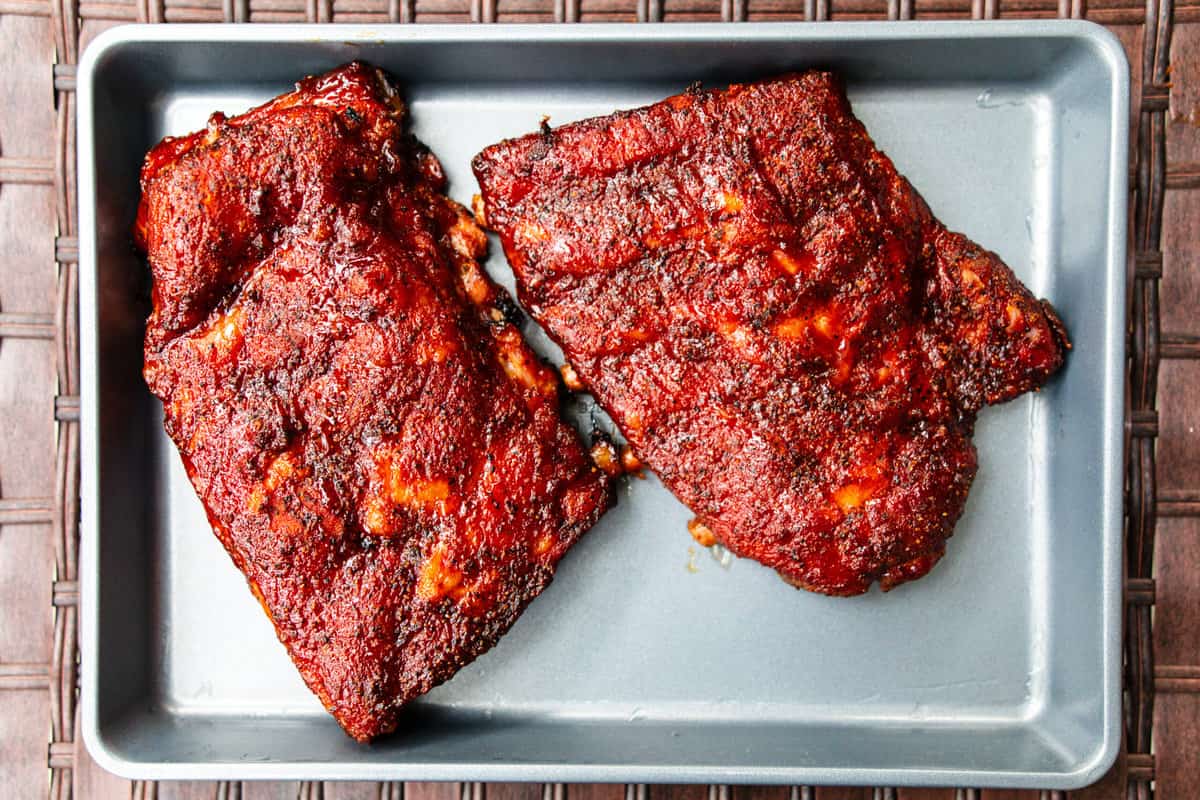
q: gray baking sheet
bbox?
[78,22,1127,788]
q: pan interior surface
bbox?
[77,23,1125,787]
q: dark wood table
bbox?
[0,1,1193,797]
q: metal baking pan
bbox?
[78,21,1128,788]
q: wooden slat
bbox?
[0,663,49,691]
[1161,332,1200,358]
[0,312,55,339]
[811,789,870,800]
[566,785,627,800]
[487,784,547,800]
[1158,489,1200,517]
[1155,695,1200,797]
[730,788,792,800]
[1156,665,1200,693]
[323,782,403,799]
[646,787,708,800]
[0,156,54,184]
[1166,161,1200,189]
[0,498,54,525]
[406,783,465,800]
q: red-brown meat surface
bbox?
[136,63,612,741]
[473,72,1068,596]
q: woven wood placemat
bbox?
[0,0,1194,797]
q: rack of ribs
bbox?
[473,71,1068,597]
[137,63,613,741]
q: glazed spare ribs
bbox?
[136,63,612,741]
[473,72,1069,596]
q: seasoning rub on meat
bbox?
[138,63,613,741]
[473,72,1068,596]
